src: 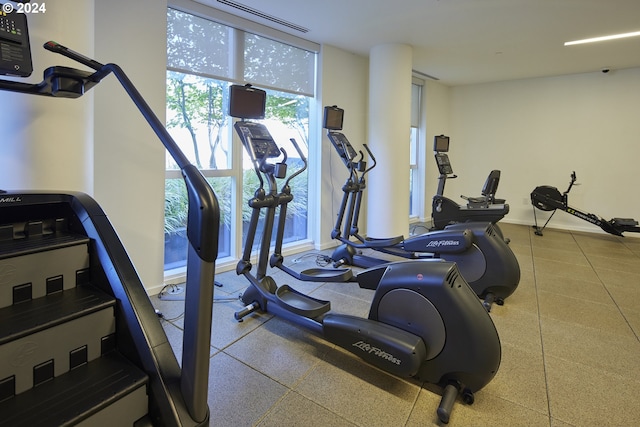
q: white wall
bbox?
[446,68,640,234]
[316,44,369,249]
[93,0,168,293]
[0,1,94,193]
[0,0,168,292]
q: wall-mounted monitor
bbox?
[323,105,344,130]
[228,84,266,119]
[434,134,450,152]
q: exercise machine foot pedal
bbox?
[275,285,331,317]
[611,218,638,226]
[363,235,405,247]
[298,267,353,282]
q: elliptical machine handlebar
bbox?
[361,144,377,176]
[282,138,308,190]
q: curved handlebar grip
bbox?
[289,138,307,166]
[570,171,580,185]
[361,144,377,174]
[282,138,308,188]
[44,41,105,70]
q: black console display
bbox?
[229,84,266,119]
[0,5,33,77]
[434,134,450,153]
[327,131,358,165]
[435,153,453,175]
[323,105,344,130]
[233,121,281,159]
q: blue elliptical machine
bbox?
[229,84,501,424]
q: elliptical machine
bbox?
[431,135,510,233]
[531,171,640,236]
[229,85,501,424]
[323,106,519,310]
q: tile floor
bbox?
[152,223,640,426]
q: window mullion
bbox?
[231,27,244,82]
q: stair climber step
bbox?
[0,284,115,345]
[0,221,89,259]
[0,234,91,310]
[0,350,149,427]
[0,219,151,425]
[0,285,117,396]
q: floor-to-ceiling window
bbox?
[409,78,424,220]
[164,7,318,274]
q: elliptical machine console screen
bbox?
[327,131,358,162]
[434,134,450,152]
[228,84,280,159]
[228,84,266,119]
[234,121,281,159]
[323,105,344,130]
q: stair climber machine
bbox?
[431,135,510,241]
[531,171,640,236]
[228,84,501,424]
[0,10,218,426]
[323,106,519,310]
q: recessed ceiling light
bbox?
[565,31,640,46]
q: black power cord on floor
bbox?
[155,281,242,320]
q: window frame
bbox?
[164,2,319,278]
[409,77,425,221]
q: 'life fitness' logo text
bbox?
[352,340,402,365]
[425,239,460,249]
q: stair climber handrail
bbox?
[0,41,219,424]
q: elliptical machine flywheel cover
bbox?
[376,288,446,361]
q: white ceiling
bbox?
[196,0,640,86]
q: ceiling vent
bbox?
[217,0,309,33]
